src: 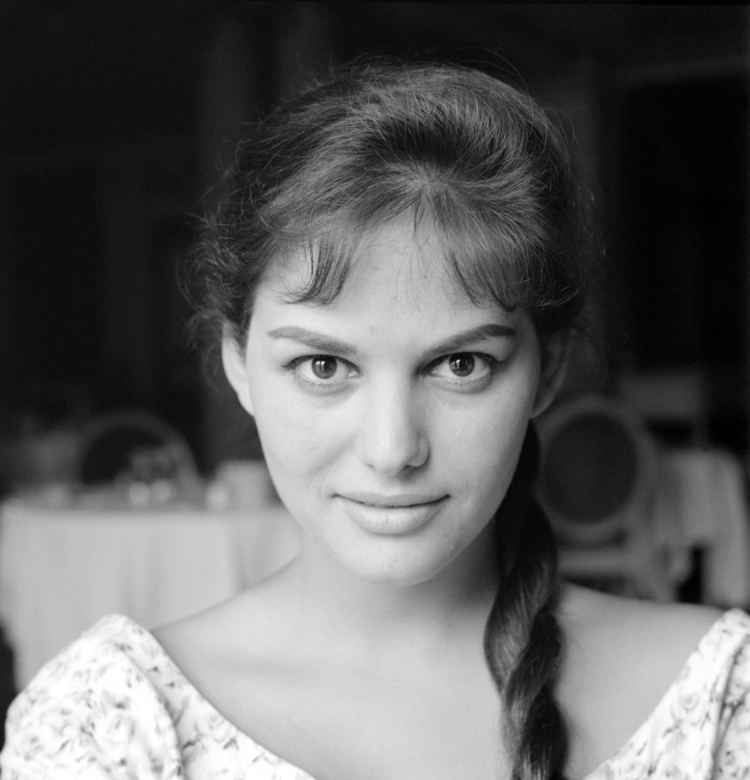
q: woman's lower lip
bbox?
[338,497,446,536]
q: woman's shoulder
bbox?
[562,584,728,659]
[1,614,184,778]
[2,607,307,779]
[14,613,166,702]
[561,584,741,702]
[558,586,744,776]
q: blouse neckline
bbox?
[126,608,746,780]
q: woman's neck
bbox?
[280,521,501,664]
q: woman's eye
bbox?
[290,355,356,388]
[429,352,496,386]
[310,356,339,380]
[448,353,476,377]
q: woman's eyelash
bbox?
[283,351,503,389]
[285,355,356,385]
[427,352,500,374]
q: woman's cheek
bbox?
[256,392,338,471]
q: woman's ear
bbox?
[532,332,571,418]
[221,324,255,416]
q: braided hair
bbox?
[188,58,590,778]
[485,424,568,779]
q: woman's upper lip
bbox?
[338,492,447,508]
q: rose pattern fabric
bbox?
[1,610,749,778]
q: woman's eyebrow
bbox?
[428,323,517,356]
[267,323,515,356]
[267,326,356,356]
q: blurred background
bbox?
[0,0,747,732]
[1,2,747,476]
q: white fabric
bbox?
[0,494,300,687]
[3,611,750,778]
[701,451,750,605]
[650,448,750,605]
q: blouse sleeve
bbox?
[0,629,182,779]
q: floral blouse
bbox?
[1,610,749,779]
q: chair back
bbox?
[74,410,198,487]
[536,395,657,546]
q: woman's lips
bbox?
[336,493,448,535]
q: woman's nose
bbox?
[355,380,428,476]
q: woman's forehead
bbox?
[264,217,486,306]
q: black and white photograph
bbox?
[0,3,748,778]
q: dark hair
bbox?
[189,59,588,345]
[188,58,589,778]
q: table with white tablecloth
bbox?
[0,492,300,687]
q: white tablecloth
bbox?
[0,493,300,687]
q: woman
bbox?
[2,60,749,780]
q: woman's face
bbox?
[224,218,561,586]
